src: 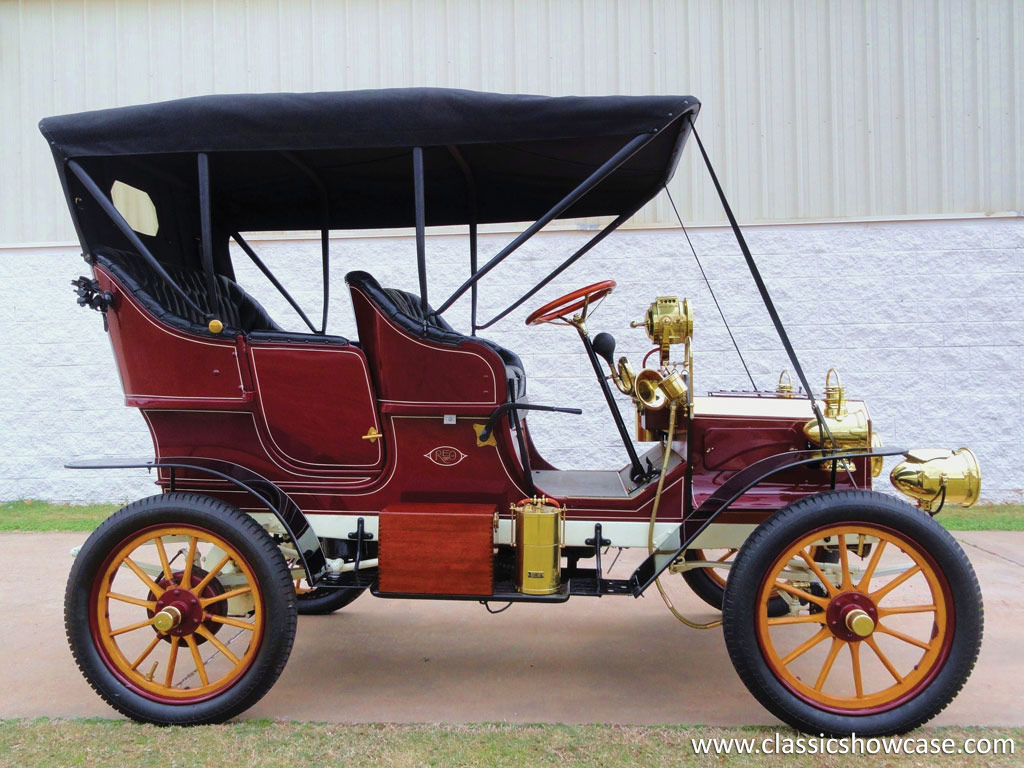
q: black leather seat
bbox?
[94,248,283,336]
[346,270,525,399]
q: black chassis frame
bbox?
[67,447,903,601]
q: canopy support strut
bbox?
[196,153,219,315]
[446,146,479,334]
[66,160,209,321]
[477,195,650,330]
[413,147,428,314]
[232,232,318,333]
[690,122,839,454]
[432,131,655,318]
[282,152,330,335]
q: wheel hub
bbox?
[825,591,878,642]
[152,587,204,636]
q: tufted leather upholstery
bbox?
[346,270,526,399]
[94,248,282,336]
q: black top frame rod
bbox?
[281,152,330,335]
[690,123,835,448]
[231,232,318,333]
[446,146,479,334]
[196,153,220,316]
[431,131,656,318]
[66,160,210,321]
[477,194,651,331]
[412,147,428,313]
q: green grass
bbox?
[1,500,1022,533]
[0,500,118,532]
[0,721,1019,768]
[936,504,1024,531]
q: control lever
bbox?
[478,402,582,444]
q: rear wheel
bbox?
[723,490,982,736]
[65,493,297,725]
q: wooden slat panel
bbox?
[378,503,495,595]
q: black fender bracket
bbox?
[628,446,908,596]
[65,456,328,586]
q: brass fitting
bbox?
[152,605,182,633]
[845,608,875,637]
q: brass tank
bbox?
[513,497,564,595]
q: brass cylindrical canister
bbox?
[514,498,562,595]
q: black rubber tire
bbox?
[722,490,983,736]
[65,493,298,725]
[296,586,364,615]
[681,549,790,618]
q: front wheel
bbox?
[722,490,983,736]
[65,493,298,725]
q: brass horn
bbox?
[634,368,668,410]
[634,367,688,411]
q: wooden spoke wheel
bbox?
[723,491,983,736]
[66,493,297,725]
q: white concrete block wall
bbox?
[1,216,1021,505]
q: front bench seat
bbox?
[346,270,525,399]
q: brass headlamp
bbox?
[890,447,981,513]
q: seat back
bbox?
[346,270,525,399]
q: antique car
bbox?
[41,88,983,735]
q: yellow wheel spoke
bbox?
[857,539,887,591]
[870,565,922,603]
[192,553,232,595]
[109,617,156,637]
[837,534,852,591]
[123,557,165,598]
[200,585,251,608]
[716,549,737,563]
[773,580,829,609]
[107,592,157,610]
[799,548,837,597]
[195,626,241,666]
[185,635,209,687]
[781,626,831,666]
[766,613,827,626]
[154,536,173,583]
[875,623,932,651]
[849,641,864,698]
[164,637,180,687]
[866,636,904,684]
[814,638,844,691]
[878,604,936,617]
[206,614,256,631]
[181,537,198,588]
[130,634,163,671]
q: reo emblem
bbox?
[425,446,467,467]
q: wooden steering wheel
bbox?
[525,280,616,326]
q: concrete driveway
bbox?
[1,531,1021,725]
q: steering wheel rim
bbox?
[525,280,617,326]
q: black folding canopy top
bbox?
[41,88,699,235]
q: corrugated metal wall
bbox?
[2,0,1021,245]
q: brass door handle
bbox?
[361,427,381,443]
